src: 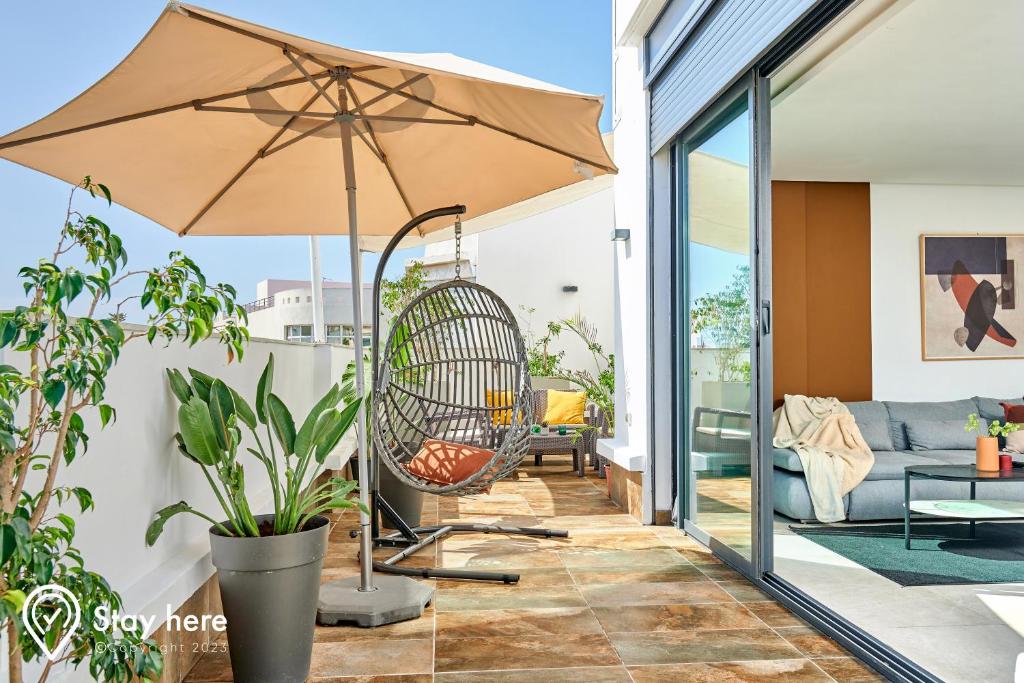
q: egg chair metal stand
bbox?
[363,206,568,584]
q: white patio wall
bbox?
[0,333,356,681]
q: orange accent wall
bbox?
[772,181,872,404]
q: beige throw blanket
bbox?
[773,395,874,523]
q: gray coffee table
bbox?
[529,433,585,477]
[903,464,1024,549]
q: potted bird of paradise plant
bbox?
[146,353,364,683]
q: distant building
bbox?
[244,134,614,362]
[243,279,374,346]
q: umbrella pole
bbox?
[317,71,432,628]
[338,94,375,594]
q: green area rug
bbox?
[790,522,1024,586]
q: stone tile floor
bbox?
[185,456,883,682]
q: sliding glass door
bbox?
[676,85,763,572]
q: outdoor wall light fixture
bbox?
[611,228,631,241]
[562,285,579,293]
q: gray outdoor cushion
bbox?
[773,447,803,472]
[883,399,977,450]
[863,451,940,481]
[974,396,1024,422]
[842,401,894,451]
[856,420,895,452]
[843,400,889,424]
[904,419,983,451]
[914,449,978,466]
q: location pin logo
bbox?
[22,584,81,662]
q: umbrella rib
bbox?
[350,72,616,174]
[352,73,428,114]
[343,82,415,220]
[0,71,331,151]
[284,48,341,112]
[178,6,336,71]
[262,118,338,157]
[180,83,331,235]
[354,114,472,126]
[351,123,384,163]
[195,105,336,118]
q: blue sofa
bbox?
[774,396,1024,522]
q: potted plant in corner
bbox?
[965,413,1022,472]
[146,353,365,683]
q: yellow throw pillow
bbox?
[543,390,586,425]
[485,389,514,426]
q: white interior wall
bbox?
[0,334,355,681]
[871,183,1024,401]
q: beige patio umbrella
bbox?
[0,2,615,605]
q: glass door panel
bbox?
[685,101,754,561]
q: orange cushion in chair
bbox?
[404,439,496,486]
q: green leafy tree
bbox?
[381,261,429,315]
[147,354,365,542]
[518,307,564,377]
[690,265,752,382]
[0,179,248,682]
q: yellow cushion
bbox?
[485,389,514,426]
[543,390,586,425]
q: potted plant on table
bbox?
[965,413,1022,472]
[146,354,364,683]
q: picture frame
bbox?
[919,233,1022,361]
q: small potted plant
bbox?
[146,353,364,683]
[965,413,1022,472]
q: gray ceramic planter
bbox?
[378,462,424,528]
[209,514,328,683]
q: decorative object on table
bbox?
[1000,453,1014,471]
[966,413,998,471]
[532,424,542,434]
[559,425,568,436]
[919,234,1022,360]
[147,355,364,683]
[541,421,550,435]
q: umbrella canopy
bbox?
[0,2,614,249]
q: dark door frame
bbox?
[662,1,945,680]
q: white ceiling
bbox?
[771,0,1024,186]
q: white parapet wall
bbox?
[0,332,356,681]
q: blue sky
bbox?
[0,1,611,314]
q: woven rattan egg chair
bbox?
[367,211,567,584]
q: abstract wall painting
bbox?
[920,234,1022,361]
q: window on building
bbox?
[285,325,313,343]
[325,324,343,344]
[341,325,373,347]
